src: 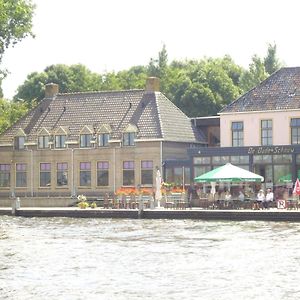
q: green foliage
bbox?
[264,43,281,75]
[0,0,35,95]
[0,98,28,134]
[12,43,283,121]
[0,0,35,63]
[240,43,282,92]
[14,64,103,105]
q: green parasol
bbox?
[194,163,264,183]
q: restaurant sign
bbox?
[247,146,295,155]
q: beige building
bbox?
[0,78,206,203]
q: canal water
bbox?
[1,216,300,300]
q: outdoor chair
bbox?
[129,194,138,209]
[164,194,175,209]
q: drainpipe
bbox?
[113,147,116,192]
[160,141,163,176]
[71,148,75,197]
[30,149,33,197]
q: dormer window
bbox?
[97,124,111,148]
[54,126,68,149]
[38,128,50,149]
[123,132,135,146]
[79,126,93,148]
[99,133,109,147]
[55,135,66,148]
[80,134,92,148]
[122,124,138,146]
[14,128,26,150]
[14,136,25,150]
[38,135,49,149]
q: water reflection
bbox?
[0,216,300,299]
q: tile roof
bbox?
[1,89,206,144]
[220,67,300,113]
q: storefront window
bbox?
[212,156,229,165]
[194,166,211,178]
[194,157,210,164]
[231,156,249,164]
[274,165,292,184]
[253,155,272,164]
[273,154,292,163]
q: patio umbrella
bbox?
[293,178,300,195]
[194,163,264,183]
[155,168,162,207]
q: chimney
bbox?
[45,83,59,98]
[145,77,160,92]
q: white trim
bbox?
[24,142,37,146]
[65,141,79,145]
[0,143,13,147]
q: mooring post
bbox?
[12,197,20,216]
[138,184,144,219]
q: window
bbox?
[194,157,211,164]
[123,161,134,186]
[55,135,66,148]
[38,136,49,149]
[80,162,91,186]
[230,156,249,164]
[261,120,272,146]
[0,164,10,187]
[291,118,300,144]
[97,161,109,186]
[57,163,68,186]
[98,133,109,147]
[232,122,243,147]
[14,136,25,150]
[16,163,27,187]
[141,161,153,185]
[80,134,92,148]
[123,132,135,146]
[40,163,51,187]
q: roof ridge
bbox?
[58,89,144,96]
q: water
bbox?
[0,217,300,300]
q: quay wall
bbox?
[1,208,300,222]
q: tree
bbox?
[0,98,28,134]
[14,64,103,105]
[264,43,281,75]
[0,0,35,88]
[240,55,268,92]
[240,43,282,93]
[163,56,243,117]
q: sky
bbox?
[2,0,300,99]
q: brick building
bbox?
[0,78,206,204]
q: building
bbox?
[0,78,206,204]
[189,67,300,195]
